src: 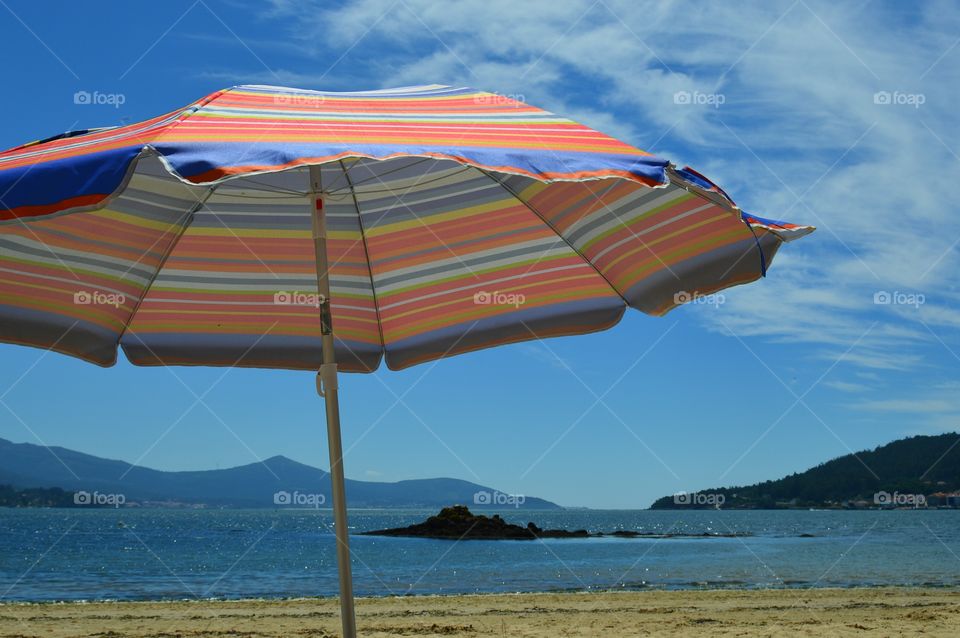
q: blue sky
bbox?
[0,0,958,508]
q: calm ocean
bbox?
[1,508,958,601]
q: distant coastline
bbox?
[0,436,558,510]
[651,433,960,510]
[4,432,959,510]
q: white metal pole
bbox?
[309,164,357,638]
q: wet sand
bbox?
[2,587,959,637]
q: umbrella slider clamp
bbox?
[316,363,338,397]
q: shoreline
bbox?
[5,582,960,606]
[4,587,960,637]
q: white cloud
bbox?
[846,375,960,431]
[244,0,960,385]
[823,380,872,393]
[857,398,956,413]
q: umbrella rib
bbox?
[338,159,387,356]
[475,167,630,307]
[116,185,217,346]
[326,157,437,194]
[329,165,475,196]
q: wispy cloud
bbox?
[823,380,872,393]
[847,377,960,432]
[217,0,960,387]
[857,398,956,413]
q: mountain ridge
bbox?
[650,433,960,509]
[0,437,559,509]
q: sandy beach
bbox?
[2,587,959,637]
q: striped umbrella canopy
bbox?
[0,84,812,637]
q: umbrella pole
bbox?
[320,346,357,638]
[310,166,358,638]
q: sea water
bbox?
[1,508,958,601]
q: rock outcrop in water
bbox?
[362,505,587,540]
[362,505,753,540]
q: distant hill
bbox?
[650,433,960,509]
[0,484,76,507]
[0,437,559,509]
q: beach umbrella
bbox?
[0,84,812,637]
